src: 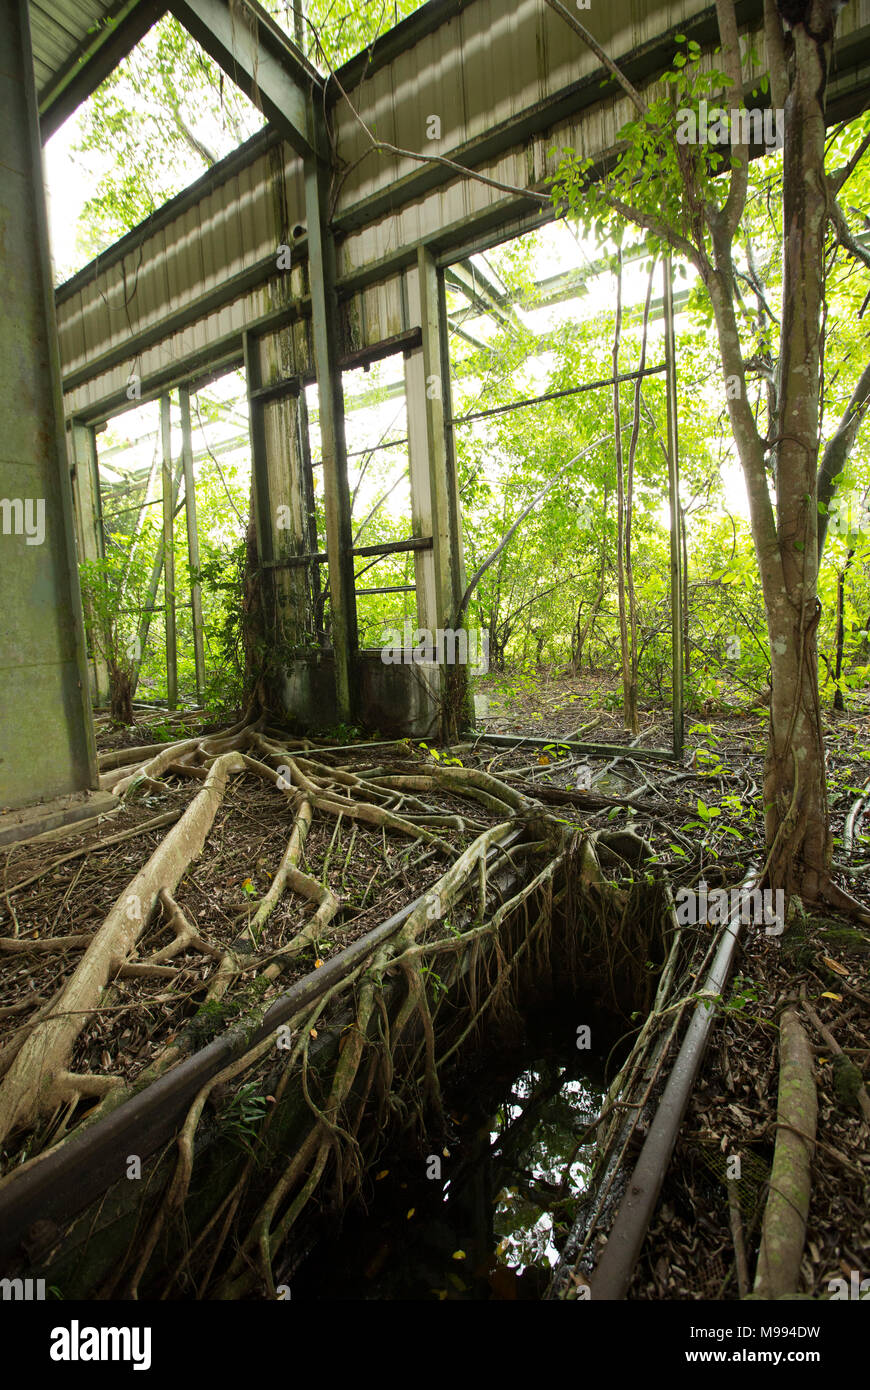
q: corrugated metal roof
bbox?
[53,0,870,422]
[30,0,165,136]
[30,0,137,99]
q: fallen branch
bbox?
[752,1009,817,1300]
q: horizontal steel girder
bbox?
[171,0,324,158]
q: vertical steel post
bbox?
[419,247,471,737]
[243,331,274,571]
[297,388,325,642]
[663,255,684,760]
[419,247,466,630]
[161,394,178,709]
[304,126,358,723]
[404,346,438,636]
[179,387,206,704]
[133,451,184,695]
[70,421,110,705]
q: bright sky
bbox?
[43,112,101,284]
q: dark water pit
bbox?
[292,998,626,1301]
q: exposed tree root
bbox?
[0,751,245,1144]
[146,889,223,964]
[814,875,870,927]
[0,720,642,1301]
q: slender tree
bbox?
[552,0,870,915]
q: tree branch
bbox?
[816,355,870,559]
[827,197,870,272]
[543,0,646,116]
[455,436,611,626]
[830,129,870,195]
[598,191,705,275]
[323,48,551,207]
[714,0,750,244]
[763,0,789,113]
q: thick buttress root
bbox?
[0,718,631,1299]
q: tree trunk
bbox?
[573,553,606,674]
[108,661,134,726]
[699,2,837,901]
[761,1,835,900]
[624,261,655,727]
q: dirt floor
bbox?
[0,678,867,1298]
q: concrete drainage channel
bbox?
[0,752,740,1301]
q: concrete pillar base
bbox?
[0,790,120,848]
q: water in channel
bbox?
[294,1005,612,1300]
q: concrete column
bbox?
[179,388,206,704]
[0,1,98,813]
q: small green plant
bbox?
[220,1081,268,1154]
[724,974,762,1014]
[149,719,193,742]
[322,722,363,744]
[421,964,448,997]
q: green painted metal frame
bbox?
[160,393,178,709]
[170,0,322,157]
[179,386,206,703]
[38,0,166,141]
[445,247,686,761]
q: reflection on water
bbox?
[294,1020,608,1300]
[490,1070,601,1274]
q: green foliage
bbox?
[551,44,735,263]
[78,536,156,721]
[195,537,247,710]
[219,1081,268,1155]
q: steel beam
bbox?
[171,0,322,157]
[160,395,178,709]
[304,120,359,723]
[131,455,185,693]
[418,247,466,633]
[38,0,166,142]
[69,422,110,706]
[296,386,326,642]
